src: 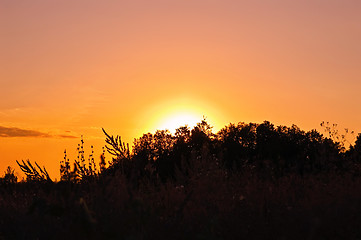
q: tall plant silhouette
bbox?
[102,128,131,175]
[16,159,52,182]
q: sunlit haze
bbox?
[1,0,361,179]
[156,113,201,134]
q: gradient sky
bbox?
[1,0,361,179]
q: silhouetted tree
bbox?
[354,133,361,153]
[217,122,256,171]
[175,126,191,144]
[189,119,214,150]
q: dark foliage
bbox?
[3,119,361,239]
[0,166,17,185]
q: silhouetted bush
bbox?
[0,166,17,185]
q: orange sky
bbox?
[1,0,361,179]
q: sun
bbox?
[157,111,200,133]
[136,96,226,136]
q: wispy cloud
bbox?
[57,135,78,139]
[0,126,77,138]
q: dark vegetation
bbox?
[2,120,361,239]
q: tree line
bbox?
[2,119,361,184]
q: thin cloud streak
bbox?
[0,126,77,138]
[57,135,78,139]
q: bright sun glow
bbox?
[157,112,201,133]
[137,96,225,136]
